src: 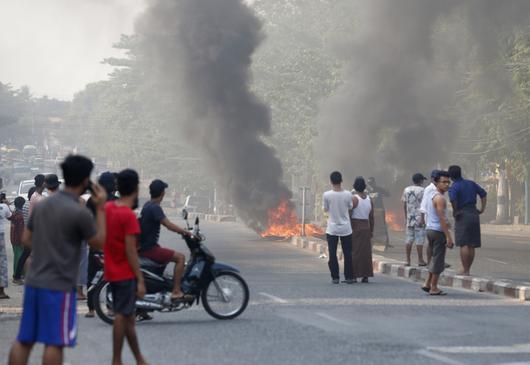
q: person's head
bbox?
[34,174,45,189]
[329,171,342,186]
[44,174,60,192]
[434,170,451,193]
[430,169,440,182]
[0,193,6,204]
[353,176,366,192]
[117,169,139,198]
[60,155,94,192]
[149,179,168,201]
[412,173,427,186]
[448,165,462,181]
[98,171,116,196]
[14,196,25,210]
[27,186,36,201]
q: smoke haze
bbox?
[136,0,291,230]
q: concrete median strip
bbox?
[288,236,530,302]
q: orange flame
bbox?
[385,210,404,231]
[260,200,324,238]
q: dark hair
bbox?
[448,165,462,180]
[27,186,36,201]
[353,176,366,192]
[34,174,45,188]
[117,169,139,197]
[14,196,25,209]
[60,155,94,187]
[330,171,342,185]
[434,170,450,182]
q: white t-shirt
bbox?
[323,190,353,236]
[420,183,435,214]
[0,203,12,234]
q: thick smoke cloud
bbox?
[136,0,291,230]
[316,0,530,184]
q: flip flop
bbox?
[418,263,427,267]
[421,286,431,293]
[429,291,447,296]
[171,294,194,302]
[84,312,95,318]
[0,294,10,300]
[404,263,411,267]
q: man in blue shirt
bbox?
[448,165,487,276]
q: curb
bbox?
[289,236,530,302]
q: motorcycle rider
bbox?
[138,180,193,301]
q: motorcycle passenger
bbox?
[139,180,193,301]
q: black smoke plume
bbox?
[316,0,530,184]
[135,0,291,230]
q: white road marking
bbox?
[497,362,530,365]
[258,292,288,304]
[428,343,530,354]
[484,257,508,265]
[314,312,351,326]
[415,349,466,365]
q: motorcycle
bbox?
[90,209,249,324]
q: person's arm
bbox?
[434,195,453,248]
[479,196,487,214]
[86,183,107,250]
[351,195,359,209]
[369,198,375,237]
[323,194,329,213]
[161,217,191,236]
[125,234,145,299]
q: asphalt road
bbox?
[1,221,530,365]
[385,228,530,283]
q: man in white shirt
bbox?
[323,171,354,284]
[0,193,12,299]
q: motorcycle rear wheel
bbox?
[92,280,115,325]
[201,271,249,320]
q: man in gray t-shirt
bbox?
[322,171,354,284]
[9,155,108,365]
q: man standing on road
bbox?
[44,174,61,195]
[9,155,107,365]
[104,169,148,365]
[0,193,12,299]
[139,179,193,301]
[323,171,354,284]
[9,197,25,285]
[422,171,454,296]
[28,174,46,216]
[401,173,428,267]
[448,165,487,276]
[367,177,391,248]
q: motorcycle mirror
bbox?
[182,209,188,220]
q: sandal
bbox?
[418,263,427,267]
[171,294,194,302]
[421,286,431,293]
[0,294,10,300]
[429,290,447,296]
[84,312,95,318]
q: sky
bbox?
[0,0,146,100]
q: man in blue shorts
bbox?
[9,155,107,365]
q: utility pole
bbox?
[300,187,310,236]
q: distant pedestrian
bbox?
[14,188,36,283]
[0,193,12,299]
[366,177,390,248]
[350,177,374,283]
[44,174,61,195]
[9,155,107,365]
[104,169,147,365]
[401,173,428,267]
[323,171,354,284]
[9,197,25,285]
[28,174,46,216]
[85,171,117,318]
[448,165,487,276]
[422,171,454,296]
[419,169,440,265]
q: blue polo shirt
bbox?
[449,178,487,210]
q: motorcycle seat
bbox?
[139,257,166,269]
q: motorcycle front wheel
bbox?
[201,271,249,320]
[92,280,115,325]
